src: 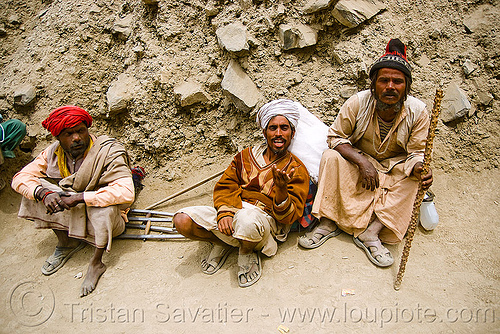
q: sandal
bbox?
[41,242,86,275]
[353,237,393,267]
[298,226,341,249]
[201,244,233,275]
[237,252,261,288]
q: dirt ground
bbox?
[0,165,498,333]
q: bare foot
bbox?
[80,262,106,297]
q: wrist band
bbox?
[41,191,55,202]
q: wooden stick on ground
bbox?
[394,88,443,291]
[145,170,225,210]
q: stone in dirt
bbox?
[302,0,335,14]
[106,74,139,115]
[476,90,493,106]
[113,14,134,40]
[221,60,262,112]
[279,24,318,50]
[332,0,386,28]
[174,81,210,107]
[462,59,476,77]
[441,82,472,123]
[216,22,250,54]
[13,85,36,107]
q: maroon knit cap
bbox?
[369,39,412,80]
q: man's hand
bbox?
[217,216,234,236]
[272,166,294,204]
[412,162,433,189]
[41,190,84,214]
[359,159,379,191]
[335,143,378,191]
[43,191,69,214]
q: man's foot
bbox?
[41,242,86,276]
[237,252,261,288]
[201,244,233,275]
[80,262,107,297]
[298,217,341,249]
[353,237,394,267]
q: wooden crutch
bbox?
[394,88,443,290]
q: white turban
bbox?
[256,99,300,130]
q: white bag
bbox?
[288,102,329,183]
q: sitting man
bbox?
[174,100,309,287]
[299,39,433,267]
[12,106,134,296]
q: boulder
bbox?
[302,0,335,14]
[13,85,36,106]
[216,22,249,54]
[173,81,210,107]
[221,60,261,112]
[278,24,317,51]
[441,83,471,123]
[106,74,138,115]
[332,0,386,28]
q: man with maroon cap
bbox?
[12,106,134,296]
[299,39,433,267]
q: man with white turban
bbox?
[174,99,309,287]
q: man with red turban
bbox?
[12,106,134,297]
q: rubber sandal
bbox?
[201,244,233,275]
[353,237,393,267]
[238,252,261,288]
[298,226,341,249]
[41,242,86,275]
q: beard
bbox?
[375,90,404,112]
[375,98,403,111]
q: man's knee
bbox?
[233,209,266,237]
[322,148,343,162]
[173,213,196,237]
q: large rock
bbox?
[174,81,210,107]
[221,60,261,112]
[106,74,138,115]
[113,15,134,40]
[441,83,471,123]
[278,24,317,51]
[216,22,249,54]
[13,84,36,106]
[302,0,335,14]
[332,0,386,28]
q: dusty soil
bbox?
[0,166,499,333]
[0,0,499,332]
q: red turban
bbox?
[42,105,93,136]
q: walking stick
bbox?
[394,88,443,291]
[145,170,224,210]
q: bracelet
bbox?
[34,185,43,201]
[40,191,55,202]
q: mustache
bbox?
[382,91,399,97]
[70,142,84,149]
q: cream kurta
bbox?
[312,90,429,243]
